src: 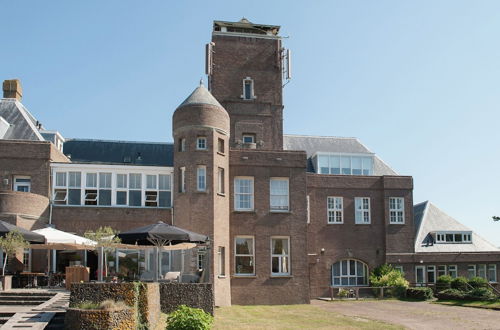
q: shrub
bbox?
[466,287,497,300]
[370,264,409,298]
[450,277,469,291]
[436,275,453,292]
[337,288,349,298]
[166,305,213,330]
[468,277,489,289]
[406,287,434,300]
[76,300,129,311]
[436,288,465,300]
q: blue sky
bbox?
[2,1,499,246]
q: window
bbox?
[327,197,343,224]
[86,173,97,188]
[158,174,172,207]
[179,138,186,152]
[316,154,373,176]
[234,177,254,211]
[196,137,207,150]
[53,189,67,204]
[242,78,254,100]
[242,134,255,144]
[217,167,225,194]
[13,176,31,192]
[129,173,142,207]
[478,264,487,279]
[427,265,436,283]
[271,237,290,276]
[116,173,127,205]
[145,174,158,207]
[55,172,66,187]
[435,231,473,244]
[68,172,81,205]
[467,265,476,279]
[197,166,206,191]
[98,173,111,205]
[355,197,370,224]
[218,246,225,276]
[389,197,404,224]
[448,265,458,278]
[23,248,31,272]
[488,264,497,283]
[270,178,289,212]
[331,259,368,286]
[394,266,404,274]
[437,265,446,277]
[197,251,205,271]
[218,138,224,154]
[415,266,425,285]
[179,167,186,193]
[235,236,254,275]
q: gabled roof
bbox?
[414,201,499,252]
[283,134,397,175]
[177,85,223,109]
[62,139,173,167]
[0,98,44,141]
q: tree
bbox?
[84,226,121,277]
[493,216,500,221]
[0,230,29,276]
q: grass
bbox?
[433,299,500,310]
[213,304,403,329]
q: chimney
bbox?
[2,79,23,101]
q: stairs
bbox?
[0,292,55,306]
[0,313,14,325]
[44,312,65,330]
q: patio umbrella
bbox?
[117,221,208,245]
[0,220,45,243]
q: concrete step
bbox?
[0,300,47,305]
[0,292,55,297]
[0,295,53,301]
[0,313,14,325]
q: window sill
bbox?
[269,210,291,214]
[354,223,371,225]
[217,193,226,197]
[233,210,256,214]
[327,222,344,225]
[217,152,225,157]
[270,275,293,278]
[218,275,227,279]
[389,222,405,225]
[52,205,172,209]
[232,275,257,278]
[195,149,208,151]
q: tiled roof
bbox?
[0,99,44,141]
[62,139,173,166]
[283,134,397,175]
[178,85,223,109]
[414,201,499,252]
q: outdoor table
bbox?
[20,272,45,288]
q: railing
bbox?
[329,286,395,300]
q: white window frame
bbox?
[327,197,343,224]
[448,265,458,278]
[355,197,371,224]
[331,259,368,287]
[488,264,497,283]
[196,137,207,150]
[234,236,255,276]
[435,231,473,244]
[234,177,254,211]
[415,265,426,285]
[389,197,404,224]
[478,264,487,279]
[427,265,436,283]
[13,176,31,192]
[241,77,255,100]
[242,134,255,144]
[467,264,476,278]
[271,237,290,276]
[437,265,446,278]
[22,248,31,272]
[197,166,207,192]
[270,178,289,212]
[394,265,404,274]
[315,153,373,176]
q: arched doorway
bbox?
[331,259,368,286]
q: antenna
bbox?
[286,49,292,80]
[205,43,214,75]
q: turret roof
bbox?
[177,85,223,109]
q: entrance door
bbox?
[415,266,425,286]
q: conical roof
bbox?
[177,85,223,109]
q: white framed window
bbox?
[197,166,206,191]
[415,266,425,285]
[55,172,67,187]
[98,173,112,206]
[179,167,186,193]
[394,265,404,274]
[327,197,343,224]
[331,259,368,286]
[427,265,436,283]
[488,264,497,283]
[145,174,158,207]
[437,265,446,277]
[478,264,487,279]
[435,231,473,244]
[116,173,127,206]
[242,77,255,100]
[196,137,207,150]
[86,173,97,188]
[128,173,142,207]
[271,237,290,276]
[217,167,225,194]
[235,236,254,275]
[13,176,31,192]
[22,248,31,272]
[355,197,370,224]
[270,178,289,212]
[389,197,404,224]
[316,154,373,176]
[242,134,255,144]
[68,172,81,205]
[467,265,476,278]
[158,174,172,207]
[234,177,254,211]
[84,173,98,205]
[448,265,458,278]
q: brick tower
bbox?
[172,83,231,306]
[207,19,287,151]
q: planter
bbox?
[64,307,135,330]
[0,275,12,291]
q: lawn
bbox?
[213,304,403,329]
[433,299,500,310]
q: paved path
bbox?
[312,299,500,330]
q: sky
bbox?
[1,1,499,246]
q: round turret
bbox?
[173,85,229,135]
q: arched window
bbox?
[331,259,368,286]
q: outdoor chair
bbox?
[163,271,180,282]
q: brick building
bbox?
[0,19,498,305]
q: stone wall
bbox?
[65,308,135,330]
[159,283,214,315]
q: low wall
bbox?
[65,308,135,330]
[70,283,160,329]
[160,283,214,315]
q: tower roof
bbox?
[177,85,223,109]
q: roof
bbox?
[283,134,397,175]
[0,98,44,141]
[62,139,173,166]
[213,18,280,35]
[177,85,223,109]
[414,201,499,253]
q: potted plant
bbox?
[0,230,29,291]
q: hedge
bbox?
[406,287,434,300]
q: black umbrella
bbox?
[0,220,45,243]
[117,221,208,245]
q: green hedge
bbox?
[166,305,213,330]
[406,287,434,300]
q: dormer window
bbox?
[315,153,373,176]
[435,231,472,244]
[242,77,255,100]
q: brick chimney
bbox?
[2,79,23,101]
